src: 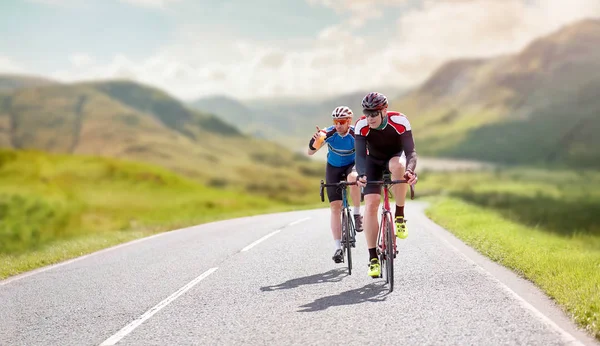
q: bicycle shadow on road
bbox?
[297,282,388,312]
[260,268,348,292]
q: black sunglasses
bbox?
[363,110,382,118]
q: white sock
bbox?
[353,207,361,215]
[334,239,341,250]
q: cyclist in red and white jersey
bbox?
[354,92,418,277]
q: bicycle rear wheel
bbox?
[384,212,394,292]
[342,211,352,275]
[377,216,385,280]
[345,210,354,274]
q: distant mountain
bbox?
[392,18,600,168]
[191,95,273,139]
[87,81,240,138]
[190,87,406,150]
[0,79,324,203]
[0,74,57,92]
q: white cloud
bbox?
[308,0,409,27]
[69,53,95,68]
[380,0,600,83]
[307,0,408,15]
[397,0,600,57]
[46,0,600,101]
[0,56,26,74]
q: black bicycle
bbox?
[320,179,358,275]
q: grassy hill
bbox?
[0,74,57,92]
[0,80,325,204]
[190,96,268,138]
[0,148,315,278]
[391,18,600,168]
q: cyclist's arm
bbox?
[400,131,417,173]
[355,134,367,176]
[307,137,318,155]
[308,127,330,155]
[307,133,322,155]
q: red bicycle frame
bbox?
[378,184,396,256]
[370,179,414,261]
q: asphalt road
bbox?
[1,202,598,346]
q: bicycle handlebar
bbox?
[365,179,415,200]
[319,179,415,201]
[320,181,358,187]
[320,180,354,202]
[364,179,408,185]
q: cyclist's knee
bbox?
[364,195,379,213]
[388,157,406,176]
[330,200,342,212]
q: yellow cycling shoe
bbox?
[395,216,408,239]
[368,258,381,278]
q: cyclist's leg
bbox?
[346,165,363,232]
[363,157,384,249]
[388,154,409,239]
[388,154,408,206]
[326,163,345,262]
[364,157,385,276]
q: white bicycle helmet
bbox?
[331,106,353,118]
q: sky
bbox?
[1,0,599,101]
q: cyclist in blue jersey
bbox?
[308,106,363,264]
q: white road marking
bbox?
[426,221,584,346]
[240,230,281,252]
[288,217,311,227]
[99,267,218,346]
[2,215,313,286]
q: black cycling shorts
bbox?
[325,162,355,202]
[363,153,403,195]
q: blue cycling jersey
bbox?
[319,125,356,167]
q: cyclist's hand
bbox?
[357,174,367,188]
[312,126,326,150]
[312,126,321,141]
[404,170,418,185]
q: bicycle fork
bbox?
[377,187,397,259]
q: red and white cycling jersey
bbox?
[354,111,417,176]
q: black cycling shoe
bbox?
[354,214,364,232]
[332,249,343,263]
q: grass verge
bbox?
[420,168,600,340]
[0,149,323,279]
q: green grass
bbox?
[0,80,327,206]
[0,149,322,279]
[420,168,600,340]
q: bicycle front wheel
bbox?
[345,210,353,274]
[342,211,351,275]
[384,212,394,292]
